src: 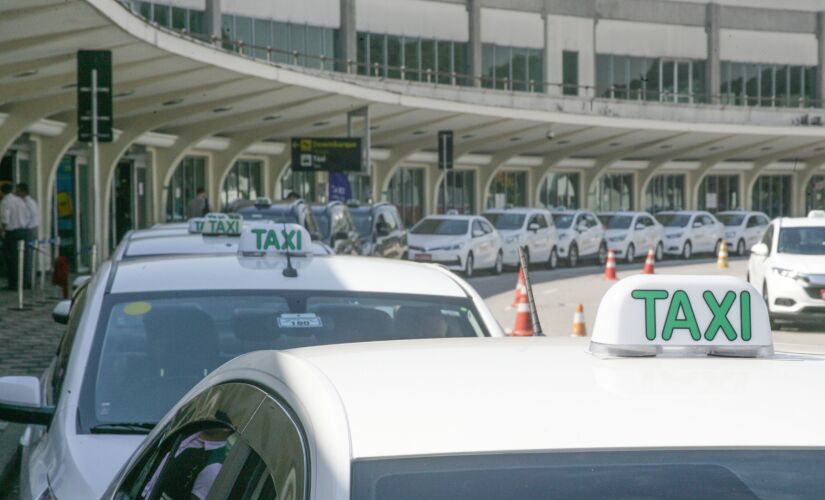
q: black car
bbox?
[235,198,323,239]
[311,201,362,255]
[348,201,407,259]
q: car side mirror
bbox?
[528,223,540,232]
[750,243,769,257]
[635,223,645,230]
[576,223,587,232]
[52,300,71,325]
[0,376,54,426]
[692,221,703,228]
[472,229,485,238]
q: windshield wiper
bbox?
[90,422,156,434]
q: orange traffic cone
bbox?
[511,266,527,307]
[603,249,618,280]
[717,240,729,269]
[643,248,656,275]
[571,304,587,337]
[509,293,533,336]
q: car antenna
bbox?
[282,222,298,278]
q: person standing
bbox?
[1,183,28,290]
[17,183,39,288]
[186,187,208,219]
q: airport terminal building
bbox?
[3,0,825,268]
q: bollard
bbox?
[29,239,36,292]
[38,244,47,303]
[91,244,98,275]
[9,239,29,311]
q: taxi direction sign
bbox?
[77,50,113,143]
[589,275,772,358]
[239,223,312,256]
[290,137,362,172]
[438,130,453,170]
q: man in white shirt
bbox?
[1,183,28,290]
[17,183,39,288]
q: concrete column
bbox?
[340,0,357,70]
[205,0,222,43]
[468,0,482,88]
[542,11,554,95]
[817,12,825,108]
[706,3,721,105]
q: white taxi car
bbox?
[656,210,725,259]
[407,215,503,277]
[601,211,664,263]
[748,216,825,327]
[483,207,559,268]
[550,209,607,267]
[0,224,502,500]
[102,275,825,499]
[717,210,770,256]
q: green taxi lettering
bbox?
[250,228,302,251]
[703,291,736,341]
[193,220,204,232]
[662,290,700,341]
[630,290,668,340]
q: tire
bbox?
[737,239,746,256]
[763,283,778,330]
[464,253,474,278]
[567,244,579,267]
[655,242,664,261]
[546,246,558,270]
[713,239,722,257]
[597,242,608,266]
[682,240,692,260]
[492,251,503,275]
[626,244,635,264]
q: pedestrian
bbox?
[285,191,300,201]
[17,183,39,288]
[186,187,208,219]
[1,183,29,290]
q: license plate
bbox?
[819,289,825,300]
[414,253,432,262]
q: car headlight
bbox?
[666,233,683,239]
[772,267,810,284]
[725,231,736,239]
[558,233,570,240]
[607,234,627,243]
[432,244,463,251]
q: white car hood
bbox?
[771,253,825,275]
[407,234,466,251]
[52,434,144,498]
[663,226,688,236]
[605,229,629,239]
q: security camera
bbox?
[546,130,556,140]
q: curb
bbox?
[0,422,23,491]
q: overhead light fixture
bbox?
[609,142,621,147]
[461,134,475,139]
[312,121,330,127]
[708,146,722,151]
[509,136,522,142]
[412,130,426,135]
[213,106,232,113]
[162,98,183,106]
[262,115,280,121]
[370,125,380,130]
[814,147,825,151]
[61,83,78,89]
[556,140,571,145]
[114,90,134,98]
[13,70,38,79]
[659,144,672,149]
[760,146,773,151]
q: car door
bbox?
[534,213,553,261]
[749,224,774,288]
[629,215,646,252]
[688,214,705,251]
[704,214,721,251]
[745,215,763,248]
[471,219,488,266]
[584,213,602,255]
[525,213,545,261]
[480,219,498,265]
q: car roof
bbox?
[777,217,825,228]
[231,337,825,459]
[420,214,477,221]
[483,207,546,214]
[110,253,469,296]
[123,233,239,258]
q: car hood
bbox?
[497,229,521,239]
[663,226,688,235]
[407,234,466,250]
[52,434,145,499]
[605,229,629,238]
[771,253,825,275]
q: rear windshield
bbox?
[351,212,372,237]
[551,214,574,229]
[238,210,298,225]
[313,213,331,239]
[79,291,489,433]
[483,213,525,230]
[411,219,468,235]
[778,227,825,255]
[656,213,691,228]
[717,214,746,226]
[352,450,825,499]
[606,215,633,230]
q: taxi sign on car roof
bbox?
[239,222,312,256]
[589,275,772,358]
[188,213,242,236]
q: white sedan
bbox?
[601,211,664,263]
[101,275,825,499]
[0,224,503,500]
[656,210,725,259]
[717,210,770,256]
[550,210,607,267]
[407,215,503,277]
[483,208,559,269]
[748,216,825,327]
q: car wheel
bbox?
[737,239,746,256]
[597,242,608,266]
[714,239,722,257]
[763,283,778,330]
[546,247,558,270]
[655,242,664,261]
[568,244,579,267]
[682,240,692,260]
[464,253,474,278]
[626,244,635,264]
[493,251,503,275]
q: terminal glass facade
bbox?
[539,172,579,209]
[281,170,316,202]
[387,167,425,226]
[698,175,740,212]
[222,15,336,68]
[486,171,528,208]
[720,62,817,107]
[562,51,579,95]
[752,175,792,218]
[482,44,544,92]
[222,159,262,207]
[134,1,206,35]
[357,33,469,84]
[437,170,475,214]
[596,54,705,103]
[166,156,207,222]
[588,173,634,212]
[644,174,685,213]
[806,175,825,213]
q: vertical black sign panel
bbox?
[438,130,453,170]
[77,50,113,143]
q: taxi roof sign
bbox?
[589,275,772,358]
[188,217,205,234]
[239,222,312,256]
[189,213,242,235]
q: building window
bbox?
[487,171,527,209]
[562,51,578,96]
[387,167,425,227]
[222,160,262,207]
[539,172,579,209]
[437,170,476,214]
[482,44,543,92]
[806,175,825,213]
[644,174,685,213]
[698,175,739,212]
[357,32,469,85]
[596,54,704,103]
[752,175,792,218]
[721,61,817,108]
[280,170,316,201]
[588,173,633,212]
[166,156,207,222]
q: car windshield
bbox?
[598,214,614,227]
[717,214,746,226]
[607,215,633,230]
[313,212,331,239]
[483,213,526,230]
[656,213,691,228]
[411,219,468,235]
[80,291,489,432]
[777,227,825,255]
[352,449,825,499]
[552,214,575,229]
[351,212,373,237]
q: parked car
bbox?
[348,201,407,258]
[550,209,607,267]
[717,210,770,256]
[235,197,322,239]
[483,207,559,269]
[603,211,665,263]
[311,201,361,255]
[655,210,724,259]
[408,215,503,277]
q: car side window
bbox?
[759,215,770,226]
[746,216,758,228]
[382,210,398,231]
[584,214,598,228]
[530,214,549,229]
[331,209,348,235]
[479,220,493,233]
[227,451,277,499]
[762,225,774,252]
[700,215,714,226]
[49,283,89,405]
[692,216,703,227]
